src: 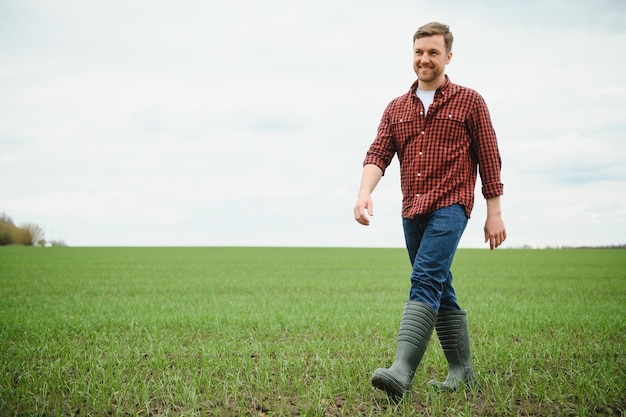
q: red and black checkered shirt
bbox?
[364,76,503,219]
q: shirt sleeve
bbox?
[467,94,504,199]
[363,103,397,175]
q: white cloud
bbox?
[1,0,625,248]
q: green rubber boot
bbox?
[429,310,477,392]
[371,301,437,400]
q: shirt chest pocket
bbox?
[431,111,467,145]
[390,114,420,145]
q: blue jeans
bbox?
[402,204,468,313]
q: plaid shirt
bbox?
[364,76,503,219]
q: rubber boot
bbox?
[371,301,437,400]
[428,309,477,391]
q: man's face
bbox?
[413,34,452,88]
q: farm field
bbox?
[1,246,625,416]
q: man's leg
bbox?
[371,204,467,399]
[429,309,477,391]
[371,300,437,400]
[406,204,476,391]
[408,204,467,312]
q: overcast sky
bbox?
[1,0,625,248]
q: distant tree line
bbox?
[0,212,66,246]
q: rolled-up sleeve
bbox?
[363,104,397,175]
[468,95,504,199]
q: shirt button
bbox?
[419,151,423,156]
[421,131,425,135]
[417,173,421,177]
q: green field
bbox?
[1,247,625,416]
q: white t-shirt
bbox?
[416,88,436,115]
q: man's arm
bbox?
[484,196,506,250]
[466,93,506,249]
[354,164,384,226]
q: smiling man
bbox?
[353,22,507,400]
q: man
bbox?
[353,22,506,400]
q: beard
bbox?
[416,65,442,83]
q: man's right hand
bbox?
[354,196,374,226]
[354,164,383,226]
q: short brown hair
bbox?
[413,22,453,53]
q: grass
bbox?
[0,246,624,416]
